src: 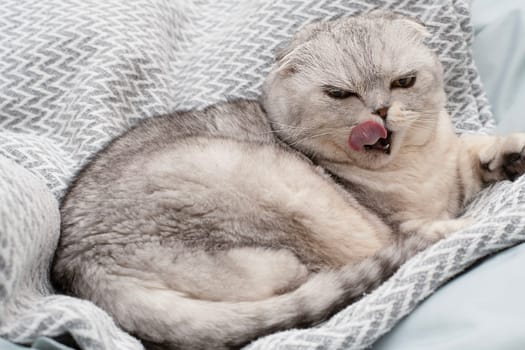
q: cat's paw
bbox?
[479,133,525,182]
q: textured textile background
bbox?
[0,1,520,350]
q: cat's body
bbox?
[52,13,525,350]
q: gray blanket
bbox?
[1,0,522,349]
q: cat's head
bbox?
[262,13,446,169]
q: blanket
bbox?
[1,0,522,349]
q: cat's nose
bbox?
[374,107,389,119]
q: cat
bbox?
[51,12,525,350]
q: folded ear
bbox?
[274,21,325,63]
[395,15,430,38]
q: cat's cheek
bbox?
[388,131,405,156]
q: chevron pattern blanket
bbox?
[1,1,523,349]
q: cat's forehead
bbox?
[296,16,433,82]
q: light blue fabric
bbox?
[471,0,525,133]
[0,338,25,350]
[373,243,525,350]
[373,1,525,349]
[0,337,74,350]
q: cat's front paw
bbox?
[501,151,525,181]
[480,133,525,182]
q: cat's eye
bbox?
[324,87,357,99]
[391,76,416,89]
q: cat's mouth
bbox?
[349,120,392,155]
[363,130,392,154]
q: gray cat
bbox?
[52,13,525,350]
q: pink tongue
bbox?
[349,120,387,151]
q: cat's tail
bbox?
[106,235,433,350]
